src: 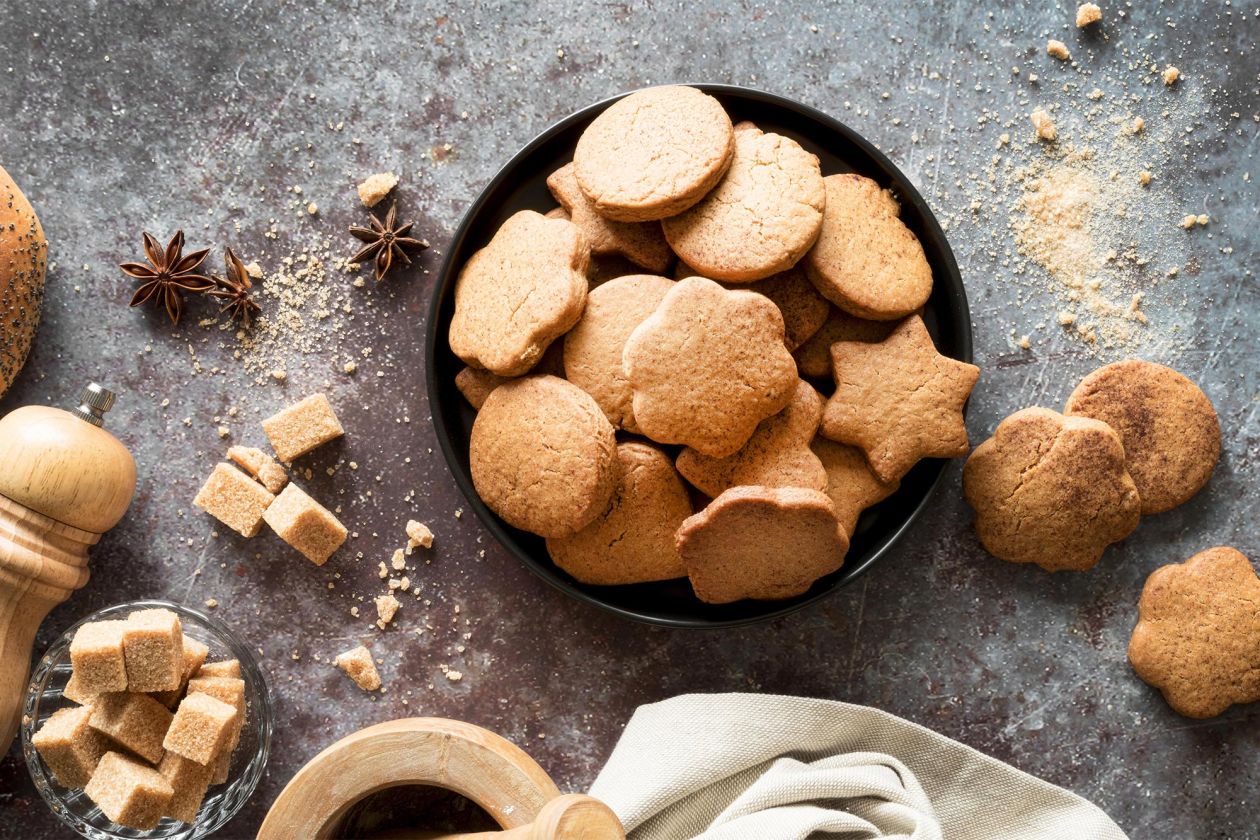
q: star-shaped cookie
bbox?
[820,315,979,482]
[1129,547,1260,718]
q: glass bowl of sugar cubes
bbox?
[21,600,272,839]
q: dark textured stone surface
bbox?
[1,1,1257,838]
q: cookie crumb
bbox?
[1047,39,1070,60]
[1058,310,1077,326]
[1030,108,1057,141]
[1018,335,1032,350]
[1075,3,1101,27]
[1179,214,1198,230]
[1131,116,1145,134]
[357,172,399,208]
[390,548,406,571]
[1162,66,1180,86]
[1138,170,1152,186]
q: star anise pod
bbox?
[207,247,262,327]
[349,203,429,281]
[121,230,214,325]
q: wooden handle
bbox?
[0,495,98,746]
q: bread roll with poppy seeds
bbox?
[0,164,46,399]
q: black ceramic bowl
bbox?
[426,84,972,628]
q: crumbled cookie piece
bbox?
[1162,66,1180,85]
[374,594,400,629]
[1046,39,1070,60]
[357,172,398,208]
[334,645,381,691]
[1075,3,1101,27]
[405,520,434,549]
[1030,108,1057,141]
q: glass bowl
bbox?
[21,600,272,839]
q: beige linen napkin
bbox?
[589,693,1127,840]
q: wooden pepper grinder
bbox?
[0,383,136,746]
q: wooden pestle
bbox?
[0,384,136,746]
[374,795,624,839]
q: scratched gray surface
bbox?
[1,1,1257,838]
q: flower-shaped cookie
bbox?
[962,407,1141,572]
[1129,547,1260,718]
[449,210,589,376]
[676,379,826,496]
[623,276,797,457]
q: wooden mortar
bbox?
[259,718,625,839]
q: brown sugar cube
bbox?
[188,675,246,780]
[262,483,348,565]
[69,620,128,694]
[194,462,275,538]
[31,705,109,788]
[261,393,345,461]
[334,645,382,691]
[123,608,184,693]
[210,745,232,785]
[164,692,237,765]
[196,659,241,679]
[227,445,289,493]
[153,636,211,707]
[84,751,174,831]
[88,692,173,764]
[159,752,214,823]
[63,672,99,706]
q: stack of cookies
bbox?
[449,85,979,604]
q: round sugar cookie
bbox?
[574,85,735,222]
[662,122,826,283]
[547,442,691,585]
[563,274,674,432]
[470,376,617,538]
[1065,360,1220,515]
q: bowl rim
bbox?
[425,83,972,629]
[21,599,273,839]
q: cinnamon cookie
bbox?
[449,210,589,376]
[676,379,827,496]
[623,276,798,457]
[662,122,826,283]
[470,376,617,538]
[548,163,673,273]
[676,261,829,352]
[574,85,735,222]
[810,437,900,537]
[563,274,674,432]
[1065,360,1220,515]
[589,254,648,287]
[804,174,933,320]
[793,308,898,380]
[962,407,1141,572]
[1129,546,1260,718]
[676,486,848,603]
[820,315,979,482]
[455,367,510,410]
[546,442,690,585]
